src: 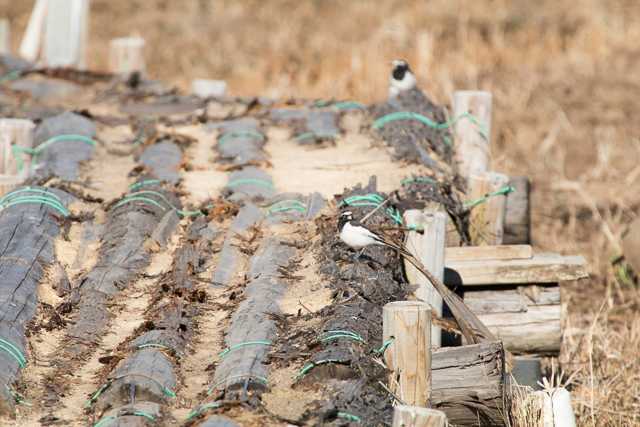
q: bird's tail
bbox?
[379,236,496,345]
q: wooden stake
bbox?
[44,0,90,68]
[192,79,227,98]
[403,210,445,347]
[468,171,509,245]
[19,0,48,61]
[0,119,35,195]
[392,405,447,427]
[0,19,9,54]
[453,90,492,181]
[382,301,431,406]
[109,37,146,75]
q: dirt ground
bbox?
[1,0,639,425]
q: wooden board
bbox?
[466,286,561,355]
[432,341,506,426]
[445,253,588,286]
[445,244,532,262]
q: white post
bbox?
[392,405,447,427]
[403,210,446,347]
[0,19,9,54]
[43,0,90,68]
[109,37,146,75]
[191,79,227,98]
[0,119,35,194]
[453,90,492,181]
[19,0,48,61]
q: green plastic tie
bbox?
[0,187,63,205]
[464,185,515,209]
[5,385,32,406]
[12,134,97,172]
[0,338,26,368]
[319,330,365,344]
[218,340,272,359]
[340,194,403,225]
[295,132,316,142]
[295,358,344,380]
[337,412,362,423]
[114,196,167,212]
[93,410,156,427]
[207,374,268,395]
[332,101,365,111]
[373,337,395,355]
[0,70,22,83]
[137,343,171,351]
[227,178,274,189]
[267,199,307,215]
[373,111,490,145]
[114,191,204,217]
[129,179,162,191]
[86,375,175,408]
[218,130,264,147]
[185,402,222,421]
[1,196,69,217]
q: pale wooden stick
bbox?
[109,37,146,75]
[392,405,448,427]
[453,90,492,181]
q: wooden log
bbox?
[404,210,445,347]
[382,301,432,406]
[453,90,492,180]
[44,0,90,69]
[0,187,71,415]
[91,401,162,427]
[468,171,509,245]
[622,216,640,276]
[192,79,227,98]
[109,37,146,75]
[465,286,561,355]
[445,253,588,286]
[139,140,182,184]
[445,245,532,262]
[211,238,295,395]
[432,341,507,426]
[392,405,447,427]
[0,19,9,54]
[504,176,531,244]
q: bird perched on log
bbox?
[337,210,495,345]
[371,59,454,168]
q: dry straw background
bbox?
[2,0,640,425]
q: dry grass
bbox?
[2,0,640,424]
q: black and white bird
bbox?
[338,211,406,258]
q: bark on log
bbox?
[211,238,295,395]
[432,341,507,426]
[0,186,71,415]
[139,140,182,184]
[503,176,530,244]
[91,401,161,427]
[465,285,561,355]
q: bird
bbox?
[337,209,496,344]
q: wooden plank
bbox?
[445,253,588,285]
[382,301,431,406]
[432,341,506,426]
[445,244,532,262]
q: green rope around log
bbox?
[372,111,489,145]
[337,412,362,423]
[401,176,437,186]
[129,179,162,191]
[295,358,345,381]
[226,178,274,190]
[0,188,69,217]
[319,330,365,344]
[267,199,307,215]
[12,134,97,173]
[186,402,222,421]
[114,190,204,217]
[339,193,403,225]
[464,185,515,209]
[332,101,365,111]
[93,410,156,427]
[217,130,264,148]
[0,338,27,368]
[86,375,176,408]
[218,340,272,359]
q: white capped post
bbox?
[43,0,90,68]
[392,405,448,427]
[0,19,9,54]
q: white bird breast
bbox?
[339,222,381,249]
